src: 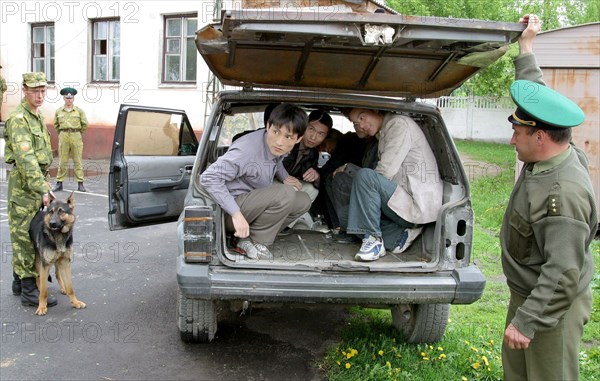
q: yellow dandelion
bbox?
[422,357,429,361]
[462,377,468,381]
[438,353,447,360]
[336,361,341,365]
[351,348,358,356]
[437,346,444,351]
[472,362,481,370]
[429,345,433,350]
[420,352,427,357]
[345,363,351,369]
[482,355,489,366]
[378,350,384,356]
[346,352,353,359]
[386,361,391,368]
[471,346,479,353]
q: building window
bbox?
[163,14,197,83]
[92,18,120,82]
[32,23,55,82]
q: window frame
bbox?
[162,13,198,84]
[31,22,55,83]
[91,17,120,83]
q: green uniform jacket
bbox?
[54,105,88,132]
[3,99,53,202]
[500,53,598,339]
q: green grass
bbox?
[321,140,600,381]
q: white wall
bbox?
[441,107,514,143]
[0,0,214,129]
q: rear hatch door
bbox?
[196,10,524,97]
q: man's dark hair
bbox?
[527,126,571,144]
[263,103,280,126]
[268,103,308,137]
[308,109,333,136]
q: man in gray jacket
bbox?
[345,109,443,261]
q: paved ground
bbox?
[0,160,347,381]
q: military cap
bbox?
[22,72,48,87]
[60,87,78,98]
[508,80,584,129]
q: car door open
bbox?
[108,104,199,230]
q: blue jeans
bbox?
[347,168,414,250]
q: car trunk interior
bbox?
[202,102,467,272]
[220,225,438,271]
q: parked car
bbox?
[108,10,524,343]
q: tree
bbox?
[386,0,600,96]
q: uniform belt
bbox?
[60,129,80,133]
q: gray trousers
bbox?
[225,183,311,245]
[502,286,593,381]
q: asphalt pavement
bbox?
[0,159,347,381]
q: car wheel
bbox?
[177,288,217,343]
[391,303,449,343]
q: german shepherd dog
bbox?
[29,192,86,315]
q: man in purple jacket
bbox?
[200,103,311,259]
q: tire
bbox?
[177,288,217,343]
[391,304,449,343]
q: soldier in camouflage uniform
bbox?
[0,65,7,120]
[4,72,57,308]
[52,87,88,192]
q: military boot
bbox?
[12,272,22,295]
[52,182,63,192]
[77,182,86,192]
[20,278,57,307]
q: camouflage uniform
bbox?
[0,68,7,120]
[4,74,52,279]
[54,104,88,182]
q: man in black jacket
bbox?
[283,109,332,202]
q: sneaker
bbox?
[253,242,273,259]
[311,222,331,234]
[354,235,386,261]
[392,226,423,254]
[236,238,259,259]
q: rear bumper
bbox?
[177,258,485,305]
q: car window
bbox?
[123,110,197,156]
[217,111,264,147]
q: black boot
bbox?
[12,272,21,296]
[52,182,63,192]
[77,182,86,192]
[20,278,58,307]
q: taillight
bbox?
[183,206,213,263]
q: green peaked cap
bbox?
[509,80,585,128]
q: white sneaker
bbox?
[236,239,259,259]
[354,235,386,261]
[253,242,273,259]
[392,227,423,254]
